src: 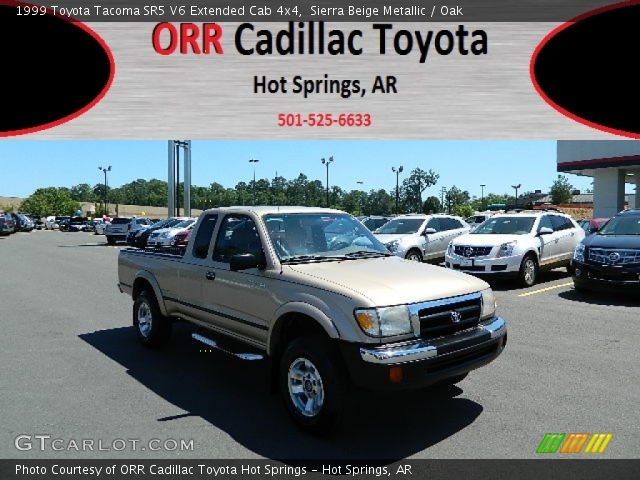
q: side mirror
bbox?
[538,227,554,235]
[423,228,437,235]
[229,253,266,272]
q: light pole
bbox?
[512,184,521,208]
[98,166,111,216]
[356,181,364,216]
[440,186,447,213]
[249,159,259,205]
[392,166,403,215]
[321,156,334,207]
[173,140,189,216]
[480,184,486,205]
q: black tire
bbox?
[106,236,116,245]
[405,249,423,262]
[566,263,575,275]
[518,254,538,287]
[133,290,171,348]
[279,336,347,435]
[573,282,589,293]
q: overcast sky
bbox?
[1,140,600,198]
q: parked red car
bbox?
[172,227,193,249]
[578,218,609,235]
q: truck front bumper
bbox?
[340,317,506,390]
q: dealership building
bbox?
[558,141,640,217]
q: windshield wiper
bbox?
[333,251,394,259]
[281,255,342,264]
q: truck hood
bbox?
[453,233,526,246]
[374,233,415,244]
[286,256,489,306]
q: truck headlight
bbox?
[480,288,496,320]
[385,240,399,253]
[496,241,516,258]
[573,243,585,262]
[355,306,412,337]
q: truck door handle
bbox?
[205,271,216,281]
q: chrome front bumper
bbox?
[359,316,506,365]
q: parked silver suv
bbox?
[374,214,470,262]
[105,217,152,245]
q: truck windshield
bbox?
[375,218,424,234]
[598,216,640,235]
[264,213,390,262]
[473,217,535,235]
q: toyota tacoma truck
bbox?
[118,206,507,433]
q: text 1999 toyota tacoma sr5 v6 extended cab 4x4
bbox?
[118,207,507,433]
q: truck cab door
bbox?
[201,214,274,348]
[169,214,219,324]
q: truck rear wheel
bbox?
[106,236,116,245]
[279,336,346,435]
[133,290,171,348]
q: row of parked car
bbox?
[99,216,198,251]
[363,208,638,293]
[0,213,38,234]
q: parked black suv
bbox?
[572,209,640,293]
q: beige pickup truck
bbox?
[118,206,507,433]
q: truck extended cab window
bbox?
[192,214,218,258]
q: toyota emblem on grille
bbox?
[464,247,474,257]
[451,311,462,323]
[608,252,621,263]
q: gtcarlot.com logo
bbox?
[537,432,613,454]
[14,435,194,452]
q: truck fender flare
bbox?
[267,302,341,356]
[133,271,168,317]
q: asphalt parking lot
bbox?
[1,230,638,459]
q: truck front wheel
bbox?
[133,290,171,348]
[279,336,346,435]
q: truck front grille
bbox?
[416,293,482,340]
[454,246,493,257]
[588,248,640,265]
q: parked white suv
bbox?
[374,214,470,263]
[445,211,585,286]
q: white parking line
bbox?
[518,282,574,297]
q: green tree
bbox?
[453,204,474,218]
[444,186,471,213]
[549,175,573,205]
[422,196,442,214]
[70,183,95,202]
[363,189,394,216]
[401,168,439,213]
[471,193,509,211]
[21,188,81,217]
